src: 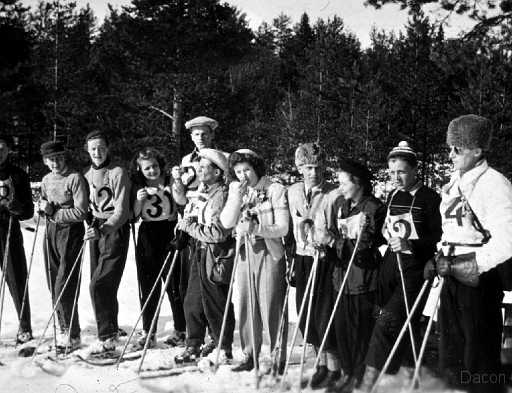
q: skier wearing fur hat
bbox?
[287,143,344,389]
[430,115,512,392]
[357,141,442,392]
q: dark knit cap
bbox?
[85,130,109,145]
[338,158,374,182]
[40,141,65,157]
[447,114,492,151]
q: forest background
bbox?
[1,0,512,188]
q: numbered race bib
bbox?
[338,212,363,240]
[384,212,419,241]
[440,187,485,246]
[90,183,115,219]
[181,162,200,191]
[141,187,175,221]
[0,178,14,207]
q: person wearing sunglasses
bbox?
[432,114,512,392]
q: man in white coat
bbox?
[431,114,512,393]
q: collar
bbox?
[198,181,222,195]
[91,157,111,170]
[349,194,371,211]
[394,180,422,196]
[304,181,324,196]
[448,159,488,196]
[189,148,201,162]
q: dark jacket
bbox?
[333,195,386,295]
[0,161,34,221]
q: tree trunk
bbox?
[172,88,183,158]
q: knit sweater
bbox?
[84,161,131,234]
[41,169,88,224]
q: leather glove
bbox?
[450,252,479,287]
[436,254,454,277]
[171,229,190,251]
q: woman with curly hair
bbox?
[130,147,187,348]
[220,149,289,373]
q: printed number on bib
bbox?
[92,186,114,214]
[142,192,174,221]
[338,212,363,240]
[444,196,463,227]
[385,212,419,240]
[181,166,197,188]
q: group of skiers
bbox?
[1,113,512,393]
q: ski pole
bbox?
[117,246,175,368]
[297,250,320,393]
[312,219,367,371]
[396,252,419,366]
[280,252,317,390]
[137,248,180,373]
[370,279,431,393]
[270,241,295,378]
[64,243,86,357]
[213,236,241,373]
[244,235,260,389]
[0,216,13,340]
[43,219,58,356]
[30,241,86,362]
[15,214,40,347]
[407,278,444,392]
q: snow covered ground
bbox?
[0,218,470,392]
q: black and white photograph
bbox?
[1,0,512,392]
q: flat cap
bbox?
[40,141,65,157]
[185,116,218,131]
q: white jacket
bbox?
[439,160,512,274]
